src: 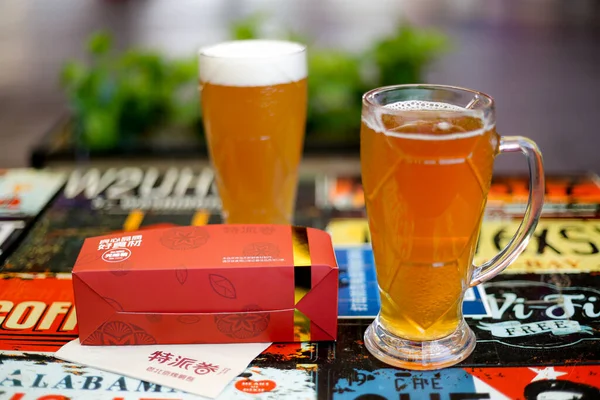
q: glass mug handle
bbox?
[470,136,545,286]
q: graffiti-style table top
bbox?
[2,168,600,399]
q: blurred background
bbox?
[0,0,599,173]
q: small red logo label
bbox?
[102,248,132,263]
[235,379,276,394]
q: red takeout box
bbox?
[73,225,338,345]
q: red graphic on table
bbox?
[0,277,77,352]
[235,379,277,394]
[468,365,600,399]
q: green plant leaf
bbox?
[230,13,265,40]
[87,31,113,56]
[60,61,88,89]
[372,24,450,86]
[81,108,119,149]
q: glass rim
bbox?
[361,84,496,140]
[362,83,495,111]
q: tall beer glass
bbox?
[361,85,544,370]
[199,40,307,224]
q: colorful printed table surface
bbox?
[1,168,600,399]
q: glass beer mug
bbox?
[360,84,544,370]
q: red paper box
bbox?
[72,225,338,345]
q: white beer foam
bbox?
[199,40,307,87]
[384,100,467,112]
[364,100,489,141]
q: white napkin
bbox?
[55,340,271,399]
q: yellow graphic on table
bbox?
[191,210,210,226]
[327,219,600,274]
[327,219,371,245]
[123,209,144,231]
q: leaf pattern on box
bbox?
[209,274,237,299]
[103,321,132,339]
[175,266,188,285]
[134,331,158,344]
[146,314,162,323]
[103,297,124,311]
[84,321,157,346]
[109,260,132,277]
[160,227,210,250]
[215,307,270,339]
[177,315,201,324]
[85,330,105,345]
[243,242,280,257]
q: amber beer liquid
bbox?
[199,40,307,224]
[361,101,500,341]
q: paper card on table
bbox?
[54,339,271,399]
